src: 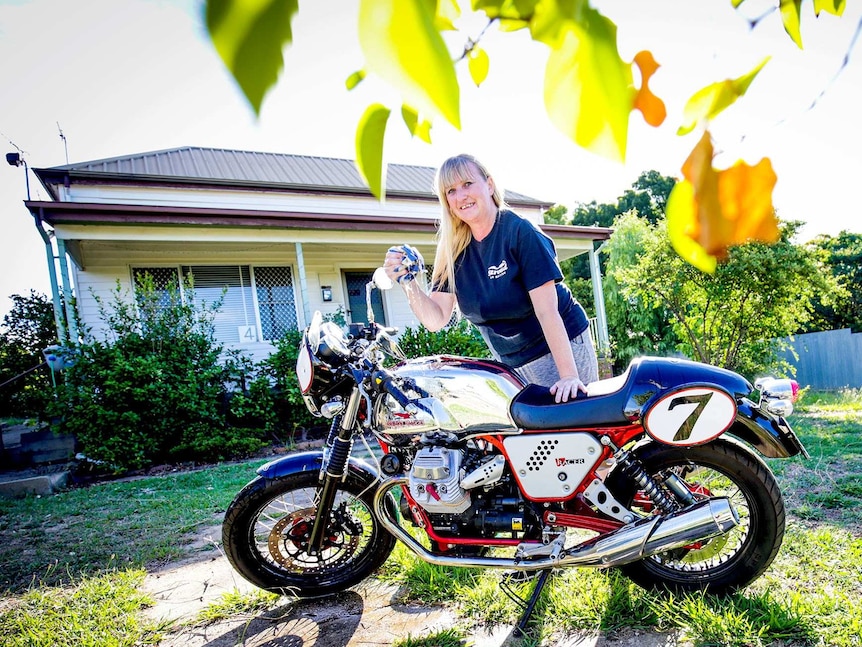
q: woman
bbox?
[384,153,598,403]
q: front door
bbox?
[344,271,386,325]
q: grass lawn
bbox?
[1,390,860,646]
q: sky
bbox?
[1,0,860,319]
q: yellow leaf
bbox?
[355,104,391,200]
[667,180,718,274]
[205,0,299,115]
[468,47,490,86]
[435,0,461,30]
[632,50,666,127]
[401,105,433,143]
[813,0,845,16]
[780,0,804,48]
[543,6,633,162]
[677,57,769,136]
[345,69,366,90]
[359,0,460,128]
[667,131,780,271]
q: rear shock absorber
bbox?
[601,437,680,514]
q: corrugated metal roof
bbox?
[42,146,547,205]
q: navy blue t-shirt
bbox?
[437,210,589,367]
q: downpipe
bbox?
[373,477,739,572]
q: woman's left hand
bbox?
[550,375,587,403]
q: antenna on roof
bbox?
[57,122,69,164]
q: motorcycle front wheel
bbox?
[222,469,396,598]
[604,439,786,595]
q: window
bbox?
[131,265,298,344]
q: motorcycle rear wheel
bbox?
[222,469,396,597]
[604,439,785,595]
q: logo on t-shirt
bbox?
[487,260,508,279]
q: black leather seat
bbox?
[508,356,752,431]
[509,372,637,430]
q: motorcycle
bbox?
[222,268,807,629]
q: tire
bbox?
[604,438,786,595]
[222,469,396,597]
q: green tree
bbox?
[571,170,676,228]
[0,291,57,419]
[603,212,679,371]
[611,218,835,379]
[804,231,861,333]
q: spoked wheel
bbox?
[222,469,396,597]
[604,439,786,594]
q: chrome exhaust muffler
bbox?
[372,477,739,571]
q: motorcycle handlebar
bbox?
[371,368,413,409]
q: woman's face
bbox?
[444,162,496,226]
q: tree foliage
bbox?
[202,0,851,269]
[603,213,679,372]
[571,170,676,228]
[53,277,267,472]
[804,231,861,333]
[0,291,57,419]
[610,217,836,379]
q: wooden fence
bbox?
[778,328,862,390]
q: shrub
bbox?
[53,277,266,472]
[397,318,490,359]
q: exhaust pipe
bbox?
[373,478,738,572]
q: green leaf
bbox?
[346,69,366,90]
[780,0,803,48]
[473,0,538,21]
[543,4,633,162]
[677,57,769,136]
[356,103,391,200]
[359,0,460,128]
[401,105,432,143]
[205,0,299,115]
[468,47,490,86]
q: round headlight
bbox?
[296,341,314,394]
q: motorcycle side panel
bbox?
[375,356,524,436]
[503,432,604,500]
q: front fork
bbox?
[306,386,363,553]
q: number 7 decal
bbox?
[644,386,737,446]
[669,393,713,442]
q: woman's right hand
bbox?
[384,247,409,284]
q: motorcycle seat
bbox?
[509,371,636,430]
[508,356,752,431]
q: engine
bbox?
[405,441,541,540]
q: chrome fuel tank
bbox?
[373,355,525,437]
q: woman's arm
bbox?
[529,280,585,402]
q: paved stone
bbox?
[143,546,686,646]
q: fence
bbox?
[778,328,862,391]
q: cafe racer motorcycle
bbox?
[222,270,806,624]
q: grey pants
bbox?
[515,332,599,387]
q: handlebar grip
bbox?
[371,369,413,409]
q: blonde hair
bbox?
[431,154,506,296]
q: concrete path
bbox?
[142,538,685,647]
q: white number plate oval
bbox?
[643,386,737,446]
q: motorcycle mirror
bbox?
[372,267,393,290]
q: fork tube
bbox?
[307,386,362,553]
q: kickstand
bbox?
[499,568,553,638]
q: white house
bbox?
[26,147,612,362]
